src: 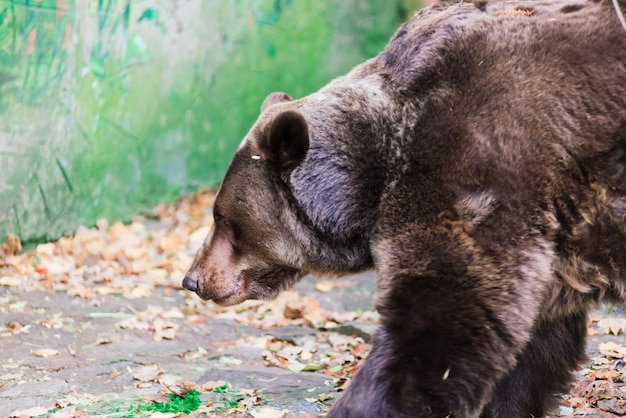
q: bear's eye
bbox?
[214,214,231,227]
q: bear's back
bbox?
[361,0,626,163]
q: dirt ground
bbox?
[1,190,626,417]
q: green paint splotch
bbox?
[0,0,404,244]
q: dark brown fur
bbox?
[183,0,626,416]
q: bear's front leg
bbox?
[328,327,460,418]
[328,226,555,417]
[328,279,519,417]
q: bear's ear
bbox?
[261,92,293,113]
[263,110,309,168]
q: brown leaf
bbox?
[597,317,626,336]
[598,398,626,414]
[66,284,94,299]
[1,233,21,256]
[200,380,229,392]
[238,394,263,410]
[159,374,197,397]
[284,296,329,326]
[587,369,621,381]
[132,364,162,382]
[153,318,178,341]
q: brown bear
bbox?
[182,0,626,416]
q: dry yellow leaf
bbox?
[124,287,153,299]
[159,234,185,254]
[11,406,50,417]
[0,276,22,287]
[36,242,55,255]
[108,222,129,239]
[188,226,211,251]
[599,341,626,358]
[31,348,60,358]
[315,280,334,293]
[249,406,288,418]
[0,372,23,380]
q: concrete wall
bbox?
[0,0,405,244]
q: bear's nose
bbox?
[182,276,199,293]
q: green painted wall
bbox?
[0,0,404,244]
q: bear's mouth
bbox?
[210,272,245,305]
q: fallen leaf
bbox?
[188,227,211,251]
[200,380,229,392]
[586,369,621,381]
[124,287,153,299]
[219,356,243,366]
[0,372,23,380]
[315,280,334,293]
[31,348,60,358]
[51,408,88,418]
[132,364,162,382]
[249,406,288,418]
[286,359,321,372]
[9,301,27,312]
[159,233,185,254]
[592,356,612,365]
[11,406,50,416]
[598,341,626,358]
[161,308,184,319]
[67,284,94,299]
[153,318,178,341]
[1,233,21,256]
[107,222,129,239]
[597,317,626,336]
[2,362,21,369]
[34,266,48,275]
[238,393,263,410]
[0,276,22,287]
[117,317,152,332]
[159,374,197,397]
[598,398,626,414]
[36,242,55,255]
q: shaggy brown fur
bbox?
[183,0,626,416]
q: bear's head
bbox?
[182,93,313,305]
[183,89,382,305]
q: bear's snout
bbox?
[182,275,199,293]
